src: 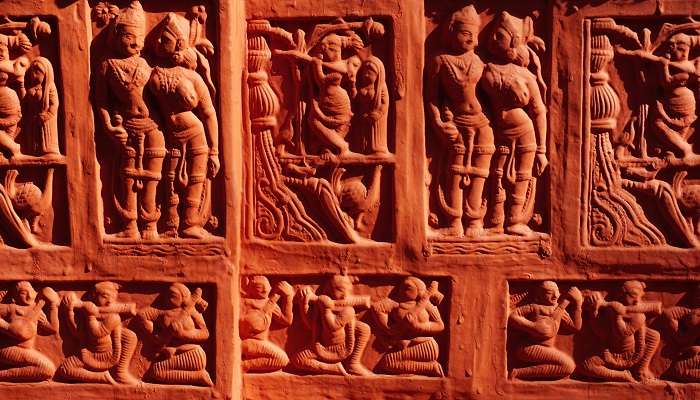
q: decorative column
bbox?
[246,21,325,241]
[586,18,665,246]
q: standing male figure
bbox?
[95,0,166,240]
[426,5,495,237]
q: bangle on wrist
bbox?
[536,147,546,154]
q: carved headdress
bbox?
[115,1,145,36]
[488,11,547,97]
[152,12,216,95]
[448,5,480,30]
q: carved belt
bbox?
[452,112,489,130]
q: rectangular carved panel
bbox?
[0,280,216,386]
[240,274,450,377]
[423,5,551,257]
[508,279,700,383]
[582,17,700,249]
[0,15,68,248]
[246,18,395,244]
[90,1,226,252]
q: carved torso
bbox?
[435,52,484,116]
[482,63,536,131]
[103,55,152,120]
[240,298,274,340]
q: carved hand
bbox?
[83,302,99,317]
[41,287,60,306]
[317,295,335,310]
[39,112,52,122]
[567,287,583,305]
[438,121,460,143]
[608,301,626,316]
[534,153,549,177]
[62,292,76,310]
[276,281,294,297]
[207,154,220,178]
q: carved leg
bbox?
[580,354,634,382]
[635,328,660,383]
[148,346,212,386]
[345,320,371,376]
[292,348,347,375]
[464,126,494,237]
[181,143,210,239]
[162,147,181,237]
[488,145,509,232]
[0,346,55,382]
[511,344,575,380]
[140,132,165,240]
[308,101,351,155]
[671,353,700,382]
[443,141,465,237]
[653,118,694,158]
[56,355,116,384]
[505,143,536,236]
[0,131,22,158]
[622,179,700,247]
[113,328,138,384]
[378,339,443,377]
[241,339,290,373]
[114,147,139,239]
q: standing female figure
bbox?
[353,56,389,154]
[22,57,59,157]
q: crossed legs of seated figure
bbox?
[581,328,660,382]
[377,338,444,377]
[242,338,289,373]
[0,346,55,382]
[510,344,575,380]
[147,345,212,386]
[292,321,370,376]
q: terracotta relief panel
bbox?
[582,16,700,249]
[508,280,700,384]
[90,1,226,252]
[0,16,69,248]
[0,280,215,386]
[246,18,394,244]
[240,274,450,377]
[424,5,551,256]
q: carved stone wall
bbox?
[3,1,700,400]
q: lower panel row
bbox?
[0,280,215,387]
[242,275,700,386]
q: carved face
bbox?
[329,276,352,300]
[168,287,184,307]
[538,282,559,306]
[15,282,36,306]
[247,277,271,299]
[359,63,379,87]
[27,64,45,87]
[400,281,420,301]
[319,34,342,62]
[451,23,479,53]
[622,285,644,306]
[0,72,8,87]
[668,34,690,62]
[156,30,180,59]
[95,288,117,306]
[490,27,513,59]
[346,56,362,83]
[115,24,144,57]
